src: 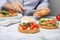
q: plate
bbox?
[0,13,22,21]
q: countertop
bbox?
[0,16,60,40]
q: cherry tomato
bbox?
[56,15,60,21]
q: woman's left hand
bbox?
[33,7,50,18]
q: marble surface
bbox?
[0,16,60,40]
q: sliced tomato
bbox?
[34,24,39,28]
[22,27,27,30]
[30,22,36,25]
[20,24,27,30]
[30,24,39,30]
[30,22,39,30]
[30,22,33,26]
[49,20,56,24]
[30,25,35,30]
[43,20,56,24]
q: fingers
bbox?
[34,7,50,18]
[11,2,25,13]
[3,2,25,13]
[3,3,13,10]
[16,1,25,11]
[33,12,41,18]
[12,2,23,13]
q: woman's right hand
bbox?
[3,1,25,13]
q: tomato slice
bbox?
[30,25,35,30]
[20,24,27,30]
[20,22,39,30]
[30,23,39,30]
[43,20,56,24]
[30,22,33,26]
[30,22,36,25]
[49,20,56,24]
[22,27,27,30]
[34,24,39,28]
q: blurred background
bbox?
[0,0,60,16]
[49,0,60,16]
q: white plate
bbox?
[0,13,22,21]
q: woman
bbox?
[0,0,50,18]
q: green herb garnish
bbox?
[23,22,27,26]
[1,10,9,15]
[23,22,30,27]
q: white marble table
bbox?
[0,16,60,40]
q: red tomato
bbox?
[20,24,27,30]
[22,27,27,30]
[30,25,35,30]
[56,15,60,21]
[34,24,39,28]
[50,20,56,24]
[43,19,56,24]
[30,24,39,30]
[30,22,33,26]
[30,22,36,27]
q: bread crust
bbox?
[39,25,57,29]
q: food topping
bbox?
[1,10,9,16]
[0,10,18,17]
[38,18,58,27]
[19,22,39,30]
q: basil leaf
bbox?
[1,10,9,15]
[23,22,27,26]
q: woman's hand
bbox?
[3,1,25,13]
[11,1,25,13]
[33,7,50,18]
[3,3,13,10]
